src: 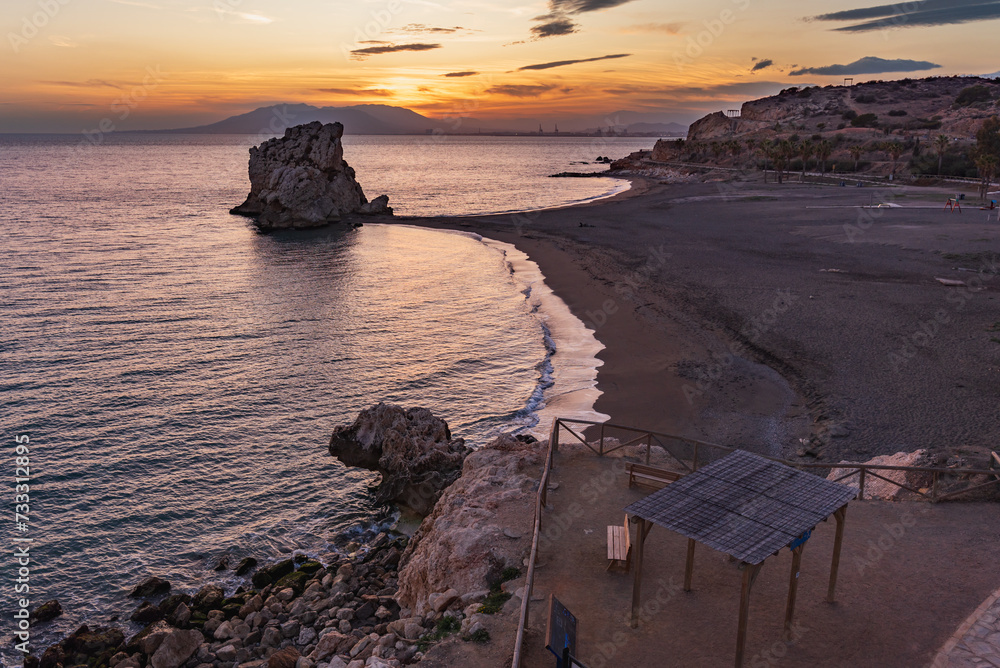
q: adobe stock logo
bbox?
[673,0,752,72]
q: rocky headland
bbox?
[28,405,542,668]
[230,122,392,231]
[613,75,1000,181]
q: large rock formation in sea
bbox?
[230,121,391,230]
[328,403,471,516]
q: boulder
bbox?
[191,584,224,612]
[41,625,125,668]
[149,629,203,668]
[396,433,542,613]
[235,556,259,575]
[358,194,392,216]
[329,403,471,517]
[267,646,301,668]
[30,599,62,623]
[129,576,171,598]
[230,121,391,230]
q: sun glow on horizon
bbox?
[1,0,997,132]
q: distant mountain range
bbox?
[145,104,688,136]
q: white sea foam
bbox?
[481,236,610,438]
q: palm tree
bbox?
[934,135,949,176]
[727,139,743,166]
[771,140,793,184]
[975,153,998,200]
[800,141,814,181]
[816,139,833,174]
[849,144,864,172]
[885,141,905,176]
[745,138,758,169]
[710,141,725,162]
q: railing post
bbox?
[858,468,866,501]
[599,422,605,455]
[646,433,652,465]
[551,419,560,454]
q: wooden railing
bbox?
[509,418,1000,668]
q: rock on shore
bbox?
[329,404,471,517]
[396,433,540,615]
[230,121,392,230]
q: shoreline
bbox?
[404,173,1000,463]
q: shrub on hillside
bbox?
[851,113,879,128]
[955,85,992,106]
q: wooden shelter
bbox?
[624,449,855,667]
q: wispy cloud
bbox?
[486,83,557,97]
[443,71,479,77]
[620,22,682,34]
[214,6,274,24]
[48,35,79,48]
[316,88,394,97]
[42,79,123,89]
[517,53,631,71]
[349,43,442,59]
[106,0,163,8]
[392,23,474,34]
[810,0,1000,31]
[751,58,774,72]
[790,56,942,76]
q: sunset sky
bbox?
[2,0,999,132]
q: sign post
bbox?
[545,594,582,668]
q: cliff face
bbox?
[395,433,541,615]
[687,76,1000,143]
[231,121,391,230]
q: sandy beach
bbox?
[408,175,1000,465]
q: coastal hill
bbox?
[146,103,687,137]
[650,76,1000,177]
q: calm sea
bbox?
[0,133,645,655]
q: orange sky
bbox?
[2,0,998,131]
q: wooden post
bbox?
[784,544,805,638]
[684,538,696,592]
[735,562,763,668]
[646,433,652,465]
[827,505,847,603]
[630,519,649,628]
[858,468,866,500]
[551,419,560,454]
[599,422,605,455]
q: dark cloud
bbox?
[531,17,578,37]
[751,59,774,72]
[790,56,942,76]
[485,84,557,97]
[620,22,682,34]
[811,0,1000,31]
[517,53,631,71]
[316,88,394,96]
[443,71,478,77]
[531,0,637,38]
[349,43,442,58]
[549,0,635,11]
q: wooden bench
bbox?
[627,463,684,489]
[607,515,631,573]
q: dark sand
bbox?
[407,176,1000,463]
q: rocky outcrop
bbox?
[329,404,471,517]
[230,121,392,230]
[396,433,541,614]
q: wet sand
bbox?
[404,175,1000,464]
